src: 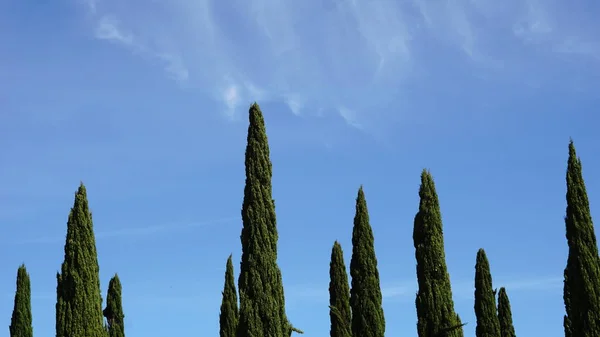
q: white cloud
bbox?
[77,0,600,132]
[14,216,238,245]
[95,15,133,46]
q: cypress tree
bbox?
[9,264,33,337]
[103,274,125,337]
[220,255,238,337]
[349,186,385,337]
[413,170,463,337]
[497,288,516,337]
[329,241,352,337]
[236,103,300,337]
[474,249,501,337]
[56,183,105,337]
[563,140,600,337]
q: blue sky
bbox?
[1,0,600,336]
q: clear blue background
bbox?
[1,0,599,336]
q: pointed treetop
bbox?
[563,139,600,337]
[10,264,33,337]
[104,273,125,337]
[497,287,516,337]
[474,248,501,337]
[329,241,351,337]
[350,186,385,337]
[220,254,238,337]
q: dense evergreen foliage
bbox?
[236,103,300,337]
[563,140,600,337]
[56,183,105,337]
[103,274,125,337]
[5,105,598,337]
[220,255,239,337]
[474,249,501,337]
[413,170,464,337]
[349,187,385,337]
[329,241,352,337]
[497,288,516,337]
[10,264,33,337]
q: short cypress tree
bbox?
[56,183,105,337]
[236,103,300,337]
[349,186,385,337]
[474,249,501,337]
[563,140,600,337]
[9,264,33,337]
[329,241,352,337]
[220,255,238,337]
[497,288,516,337]
[103,274,125,337]
[413,170,463,337]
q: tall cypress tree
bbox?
[329,241,352,337]
[497,288,516,337]
[220,255,238,337]
[236,103,300,337]
[349,186,385,337]
[103,274,125,337]
[563,140,600,337]
[413,170,463,337]
[10,264,33,337]
[474,249,501,337]
[56,183,105,337]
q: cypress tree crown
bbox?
[563,140,600,337]
[220,255,239,337]
[349,186,385,337]
[413,170,463,337]
[10,264,33,337]
[497,288,516,337]
[56,183,105,337]
[104,274,125,337]
[329,241,352,337]
[236,103,299,337]
[474,249,501,337]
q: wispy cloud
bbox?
[285,275,560,304]
[14,216,238,245]
[76,0,600,131]
[382,275,562,301]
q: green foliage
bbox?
[349,186,385,337]
[413,170,463,337]
[497,288,516,337]
[103,274,125,337]
[474,249,501,337]
[236,103,300,337]
[10,264,33,337]
[220,255,238,337]
[563,140,600,337]
[329,241,352,337]
[56,183,105,337]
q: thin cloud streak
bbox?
[13,216,238,245]
[78,0,599,131]
[284,275,560,304]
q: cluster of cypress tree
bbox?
[9,183,127,337]
[6,103,600,337]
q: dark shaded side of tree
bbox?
[497,287,516,337]
[10,264,33,337]
[563,140,600,337]
[474,249,500,337]
[413,170,464,337]
[220,255,238,337]
[349,186,385,337]
[56,183,105,337]
[329,241,352,337]
[236,103,301,337]
[103,274,125,337]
